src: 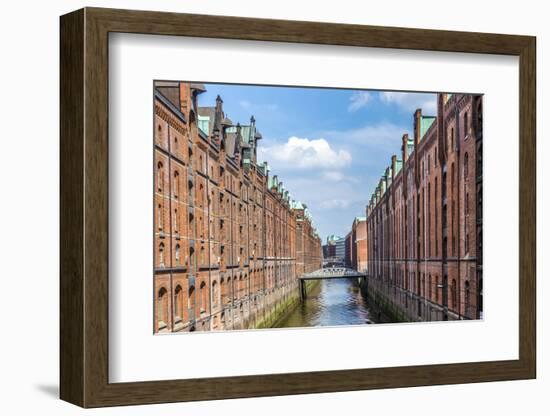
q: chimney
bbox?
[402,134,409,162]
[250,115,257,162]
[414,108,422,146]
[178,82,191,116]
[214,95,223,132]
[234,123,242,165]
[391,155,397,181]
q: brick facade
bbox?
[366,93,483,321]
[153,81,322,333]
[344,217,368,272]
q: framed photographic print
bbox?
[60,7,536,408]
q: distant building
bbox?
[344,231,353,268]
[344,217,368,272]
[323,234,345,265]
[335,237,345,261]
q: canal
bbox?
[273,278,387,329]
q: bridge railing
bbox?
[300,267,367,279]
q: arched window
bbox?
[421,273,425,297]
[173,170,179,198]
[428,183,431,256]
[451,127,455,150]
[188,286,195,312]
[174,208,178,233]
[189,245,195,270]
[435,177,438,256]
[157,287,168,329]
[175,244,180,265]
[174,285,183,322]
[451,279,457,310]
[443,275,448,307]
[157,203,163,230]
[451,162,455,189]
[451,163,456,255]
[465,281,471,318]
[227,277,233,303]
[464,111,469,137]
[199,281,208,312]
[157,161,164,192]
[159,242,165,266]
[212,280,219,307]
[238,274,244,298]
[220,278,226,305]
[464,152,469,180]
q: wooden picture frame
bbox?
[60,7,536,408]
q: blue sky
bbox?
[200,83,436,243]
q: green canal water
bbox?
[273,278,387,328]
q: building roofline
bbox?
[154,89,187,124]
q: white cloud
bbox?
[323,121,409,147]
[379,91,437,115]
[348,91,371,112]
[321,171,359,183]
[260,137,352,169]
[319,199,351,209]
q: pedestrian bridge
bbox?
[298,267,367,299]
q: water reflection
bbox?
[274,279,385,329]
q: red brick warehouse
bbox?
[365,93,483,322]
[344,217,368,273]
[153,81,322,333]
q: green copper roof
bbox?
[268,175,278,190]
[421,116,436,138]
[291,200,304,210]
[395,159,403,175]
[407,141,414,157]
[240,126,253,145]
